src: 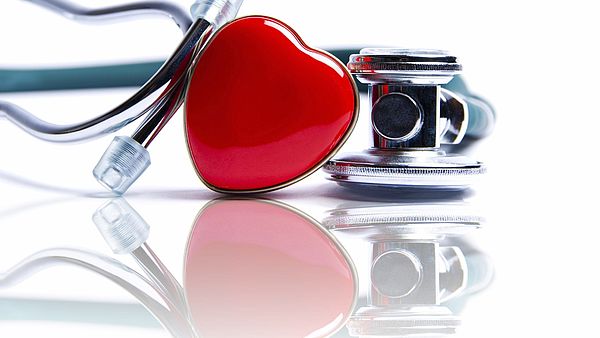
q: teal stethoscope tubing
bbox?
[0,49,494,138]
[0,50,361,93]
[0,62,162,93]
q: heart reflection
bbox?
[184,199,357,338]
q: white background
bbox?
[1,0,599,337]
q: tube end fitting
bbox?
[190,0,243,28]
[92,198,150,254]
[93,136,151,195]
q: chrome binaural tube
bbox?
[24,0,194,33]
[0,84,169,142]
[0,4,207,143]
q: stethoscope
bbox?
[0,0,495,195]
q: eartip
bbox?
[93,136,151,195]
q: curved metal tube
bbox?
[0,248,195,337]
[0,93,158,142]
[0,19,211,142]
[132,58,193,147]
[24,0,193,33]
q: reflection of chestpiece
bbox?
[324,203,493,337]
[325,49,495,190]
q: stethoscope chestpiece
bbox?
[324,48,488,191]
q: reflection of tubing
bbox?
[0,298,160,328]
[0,248,194,338]
[445,237,495,295]
[133,245,189,315]
[442,237,495,314]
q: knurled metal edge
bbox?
[322,214,483,228]
[349,318,460,328]
[349,62,462,72]
[323,163,486,177]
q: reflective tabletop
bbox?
[0,177,495,338]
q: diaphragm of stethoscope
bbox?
[324,149,485,191]
[324,49,493,191]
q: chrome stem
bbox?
[131,22,213,148]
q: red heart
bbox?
[185,16,358,193]
[184,199,356,337]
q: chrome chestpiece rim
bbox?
[325,48,486,190]
[348,48,462,85]
[323,149,485,189]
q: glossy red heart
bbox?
[184,199,357,337]
[185,16,358,193]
